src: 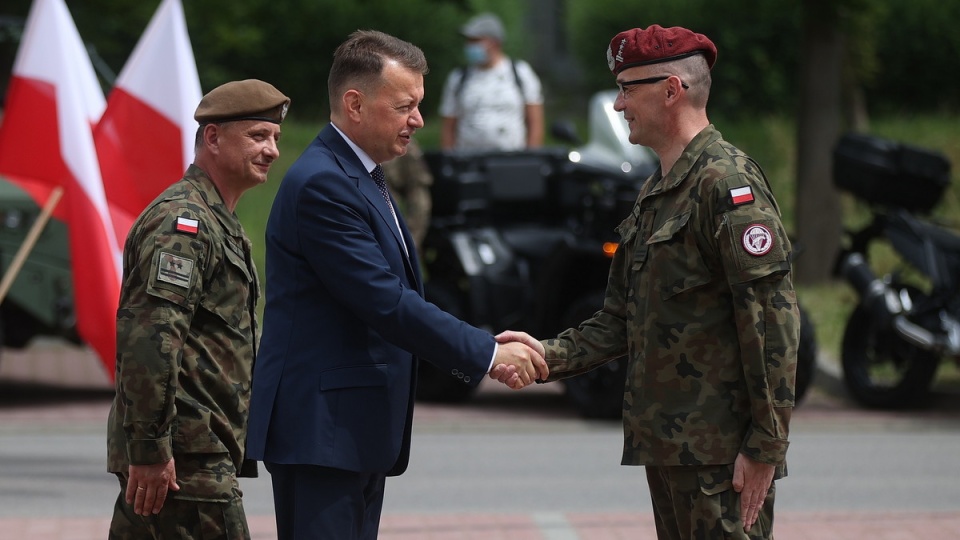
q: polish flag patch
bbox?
[730,186,754,205]
[175,216,199,234]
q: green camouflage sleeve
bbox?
[710,169,798,466]
[115,205,210,465]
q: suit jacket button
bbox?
[451,369,459,376]
[464,376,471,383]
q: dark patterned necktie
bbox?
[371,165,397,221]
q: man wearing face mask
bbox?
[439,12,544,151]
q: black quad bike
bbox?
[417,91,817,418]
[833,133,956,409]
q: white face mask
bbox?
[464,42,488,65]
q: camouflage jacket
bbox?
[543,126,799,471]
[107,164,260,500]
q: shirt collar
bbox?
[331,122,378,174]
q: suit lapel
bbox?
[320,125,421,290]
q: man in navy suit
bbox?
[246,30,547,540]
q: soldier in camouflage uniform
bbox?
[107,79,290,540]
[382,137,433,251]
[496,25,799,540]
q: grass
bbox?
[237,112,960,379]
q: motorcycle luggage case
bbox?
[833,133,951,214]
[426,150,564,218]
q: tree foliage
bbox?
[566,0,803,117]
[0,0,957,121]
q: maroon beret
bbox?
[607,25,717,74]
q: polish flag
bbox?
[95,0,201,241]
[0,0,122,378]
[730,186,755,205]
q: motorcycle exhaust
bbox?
[893,315,940,351]
[838,252,901,323]
[839,251,946,353]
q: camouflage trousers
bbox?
[645,464,776,540]
[108,476,251,540]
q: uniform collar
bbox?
[646,124,721,197]
[182,164,244,237]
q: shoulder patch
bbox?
[741,223,774,256]
[156,251,195,288]
[729,186,754,206]
[175,216,199,235]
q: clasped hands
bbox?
[488,330,547,389]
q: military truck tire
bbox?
[559,291,626,420]
[415,282,479,403]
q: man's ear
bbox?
[202,123,220,153]
[664,75,684,102]
[343,89,363,122]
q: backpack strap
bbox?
[455,59,525,102]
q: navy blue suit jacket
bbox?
[247,124,494,476]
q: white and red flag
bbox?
[0,0,122,378]
[95,0,201,238]
[730,186,755,206]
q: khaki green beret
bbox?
[194,79,291,125]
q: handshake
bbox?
[488,330,548,390]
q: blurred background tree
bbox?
[2,0,957,120]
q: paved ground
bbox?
[1,340,960,539]
[5,510,960,540]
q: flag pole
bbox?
[0,186,65,304]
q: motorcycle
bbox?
[418,90,818,417]
[833,132,955,408]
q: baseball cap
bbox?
[460,13,505,42]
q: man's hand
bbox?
[126,459,180,516]
[495,330,545,359]
[488,331,548,389]
[732,453,775,532]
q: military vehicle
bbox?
[417,90,817,418]
[416,90,652,418]
[0,178,78,364]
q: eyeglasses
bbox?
[617,75,689,95]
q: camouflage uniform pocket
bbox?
[173,452,240,502]
[647,211,713,300]
[173,409,230,454]
[198,245,253,329]
[722,208,790,284]
[174,496,250,540]
[696,463,734,496]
